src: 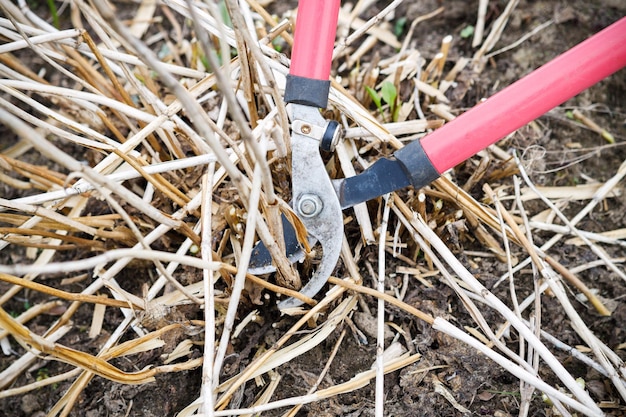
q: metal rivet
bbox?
[298,194,323,217]
[300,124,312,135]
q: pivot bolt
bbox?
[298,194,323,217]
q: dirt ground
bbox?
[1,1,626,416]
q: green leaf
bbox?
[47,0,60,29]
[365,86,382,110]
[219,0,233,28]
[391,101,401,122]
[380,81,397,106]
[460,25,475,39]
[394,17,407,38]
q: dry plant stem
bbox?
[336,139,375,243]
[514,152,626,283]
[436,36,452,78]
[534,318,626,385]
[0,89,117,150]
[0,80,166,127]
[568,158,626,228]
[343,120,442,139]
[0,113,180,232]
[0,27,82,55]
[228,32,295,286]
[491,195,522,315]
[6,153,218,208]
[215,287,349,409]
[50,325,203,416]
[0,300,62,342]
[110,150,190,207]
[544,256,611,317]
[495,199,626,403]
[572,109,615,143]
[0,368,82,399]
[245,0,294,44]
[130,223,202,306]
[490,183,536,413]
[212,164,264,393]
[0,248,220,276]
[0,12,204,77]
[0,305,159,385]
[341,234,363,284]
[328,277,434,325]
[0,0,24,25]
[0,272,140,310]
[505,185,614,315]
[473,0,520,66]
[220,265,314,305]
[376,194,392,417]
[529,221,626,248]
[513,176,542,417]
[472,0,489,47]
[393,199,546,383]
[397,7,445,58]
[333,0,404,59]
[201,165,217,415]
[570,257,626,274]
[53,371,96,417]
[0,6,98,97]
[224,0,290,149]
[0,324,71,390]
[392,197,601,414]
[432,177,509,240]
[84,174,203,306]
[49,314,137,416]
[281,329,348,417]
[433,319,601,417]
[212,353,420,416]
[188,0,279,187]
[78,30,135,102]
[438,173,605,294]
[243,371,281,415]
[49,319,201,416]
[174,0,296,284]
[16,0,55,30]
[0,199,107,240]
[485,19,554,59]
[90,1,249,201]
[0,221,85,308]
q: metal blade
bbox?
[248,157,414,274]
[247,214,315,275]
[276,105,344,310]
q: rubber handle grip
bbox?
[420,16,626,174]
[290,0,341,80]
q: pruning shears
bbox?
[251,0,626,310]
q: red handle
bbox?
[290,0,341,80]
[421,17,626,174]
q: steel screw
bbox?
[298,194,323,217]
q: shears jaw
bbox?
[277,104,344,311]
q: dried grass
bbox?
[0,1,624,416]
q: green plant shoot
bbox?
[365,81,400,122]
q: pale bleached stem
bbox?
[212,163,263,390]
[376,195,392,417]
[201,165,217,416]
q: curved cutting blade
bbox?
[276,105,344,310]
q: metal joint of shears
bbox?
[278,103,343,310]
[254,0,626,311]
